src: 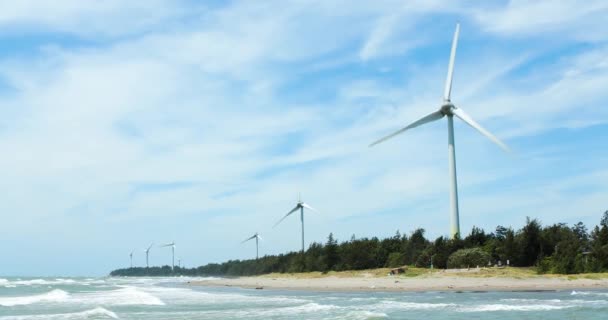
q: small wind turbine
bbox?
[160,242,176,270]
[129,251,134,268]
[242,232,262,260]
[144,243,153,268]
[274,194,318,253]
[369,23,510,239]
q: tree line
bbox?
[110,210,608,276]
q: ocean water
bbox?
[0,277,607,319]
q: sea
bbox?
[0,276,607,319]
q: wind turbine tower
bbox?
[129,251,133,268]
[242,232,262,260]
[144,243,153,268]
[370,23,510,239]
[274,194,318,253]
[161,242,176,270]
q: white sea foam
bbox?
[500,298,562,303]
[343,310,389,320]
[0,278,110,288]
[571,290,608,297]
[500,297,608,308]
[72,307,119,319]
[0,289,69,307]
[141,285,308,305]
[275,302,340,313]
[106,276,219,287]
[232,302,341,317]
[376,300,456,310]
[10,279,79,286]
[72,286,165,306]
[0,286,164,307]
[459,304,568,312]
[0,307,118,319]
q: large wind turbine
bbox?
[160,242,176,270]
[274,194,318,253]
[369,24,510,239]
[144,243,153,268]
[242,232,262,260]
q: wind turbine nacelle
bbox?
[441,103,455,115]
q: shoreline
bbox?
[188,270,608,293]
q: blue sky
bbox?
[1,0,608,276]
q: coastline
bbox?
[188,269,608,292]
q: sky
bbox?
[1,0,607,276]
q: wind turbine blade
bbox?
[444,23,460,101]
[369,110,444,147]
[273,205,300,228]
[301,203,318,213]
[147,243,154,250]
[241,235,256,243]
[451,107,510,152]
[257,234,263,241]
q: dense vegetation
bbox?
[111,210,608,276]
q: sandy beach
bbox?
[189,268,608,292]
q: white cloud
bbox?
[471,0,608,41]
[0,1,606,275]
[0,0,199,38]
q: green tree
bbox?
[323,233,339,271]
[517,217,542,266]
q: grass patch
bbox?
[255,267,608,280]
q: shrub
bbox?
[447,248,491,268]
[537,256,553,274]
[386,252,405,268]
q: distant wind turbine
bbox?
[242,232,262,260]
[369,23,510,239]
[144,243,153,268]
[274,194,318,253]
[160,242,176,270]
[129,251,134,268]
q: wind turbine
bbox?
[274,194,318,253]
[242,232,262,260]
[369,23,510,239]
[144,243,153,268]
[160,242,176,270]
[129,251,134,268]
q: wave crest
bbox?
[0,289,69,307]
[0,307,118,319]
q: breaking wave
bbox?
[571,290,608,297]
[0,307,118,319]
[376,300,457,310]
[141,285,308,305]
[0,278,103,287]
[73,286,165,306]
[0,287,163,307]
[0,289,69,307]
[459,304,568,312]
